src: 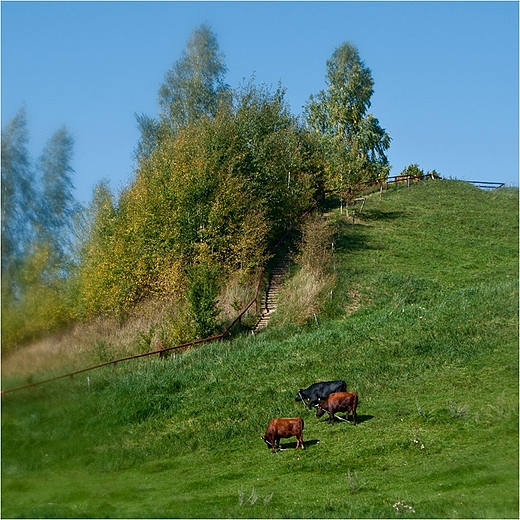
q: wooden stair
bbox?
[253,258,290,332]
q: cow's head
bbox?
[295,390,304,402]
[261,436,272,447]
[316,404,326,418]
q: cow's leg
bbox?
[353,409,357,425]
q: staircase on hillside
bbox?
[252,258,290,333]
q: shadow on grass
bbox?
[272,439,320,451]
[334,210,406,254]
[335,225,376,253]
[316,414,375,425]
[360,209,408,222]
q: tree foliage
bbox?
[3,29,399,349]
[186,262,221,338]
[77,81,324,318]
[399,163,425,179]
[399,164,442,181]
[159,24,230,130]
[1,111,80,349]
[1,106,35,276]
[304,41,391,195]
[36,126,80,278]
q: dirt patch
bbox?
[344,289,368,317]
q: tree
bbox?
[1,112,81,349]
[307,42,374,138]
[134,113,167,162]
[36,126,79,263]
[304,41,391,192]
[74,180,120,317]
[135,24,230,162]
[233,80,321,244]
[158,24,230,134]
[1,107,36,275]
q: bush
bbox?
[399,163,425,179]
[186,262,222,338]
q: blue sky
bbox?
[2,1,518,205]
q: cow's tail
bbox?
[300,417,305,430]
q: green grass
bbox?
[2,180,518,518]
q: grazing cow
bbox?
[262,417,305,453]
[295,380,347,408]
[316,392,358,425]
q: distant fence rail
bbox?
[384,174,425,187]
[382,176,505,191]
[467,181,505,190]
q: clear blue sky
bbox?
[2,1,518,205]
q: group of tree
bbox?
[1,107,80,347]
[2,24,394,350]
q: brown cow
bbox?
[262,417,305,453]
[316,392,358,424]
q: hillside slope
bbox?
[2,180,518,518]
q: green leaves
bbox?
[76,79,324,329]
[186,262,222,338]
[305,42,373,139]
[399,163,425,179]
[158,24,230,135]
[1,110,81,350]
[1,106,35,272]
[304,41,391,193]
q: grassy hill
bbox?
[2,180,518,518]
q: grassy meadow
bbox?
[2,180,518,518]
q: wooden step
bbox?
[252,257,290,332]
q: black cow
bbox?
[295,380,347,408]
